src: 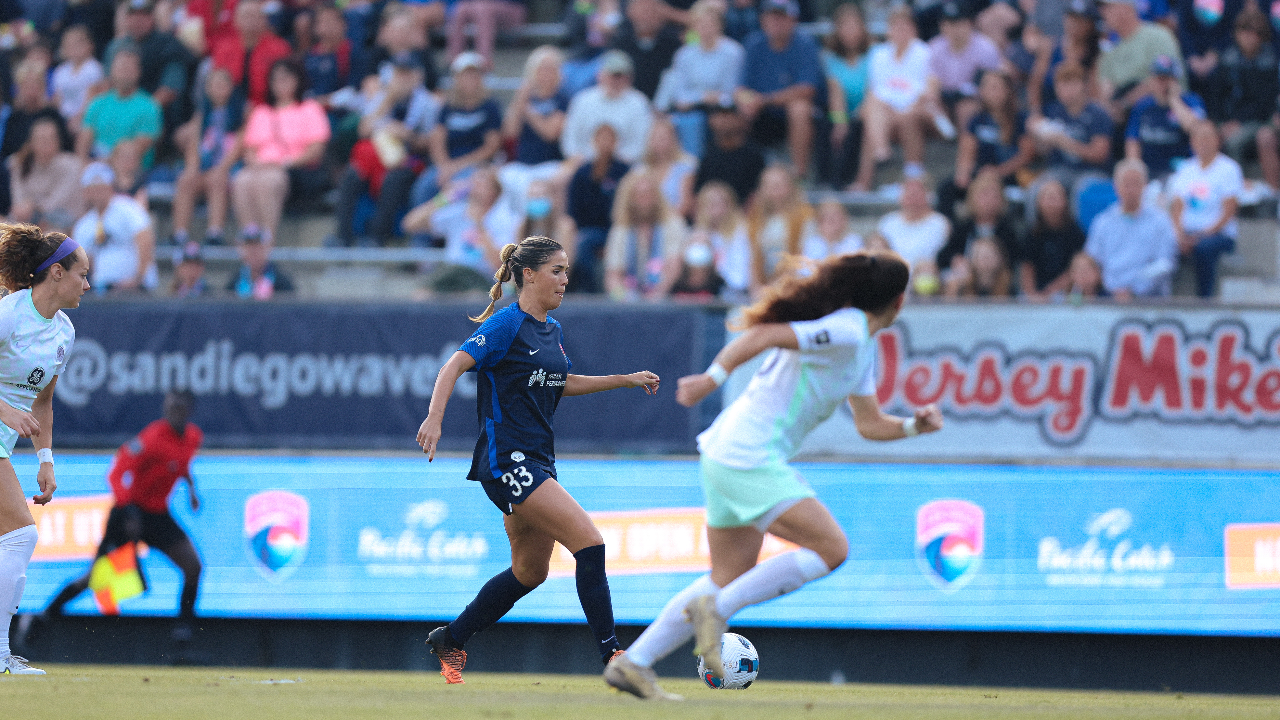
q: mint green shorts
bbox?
[700,455,816,531]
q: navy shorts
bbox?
[479,462,555,514]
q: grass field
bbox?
[4,666,1279,720]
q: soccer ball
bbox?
[697,633,759,689]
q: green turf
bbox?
[3,665,1279,720]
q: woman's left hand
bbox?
[914,404,944,434]
[33,463,56,505]
[624,371,661,395]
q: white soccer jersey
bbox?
[0,289,75,455]
[698,307,877,469]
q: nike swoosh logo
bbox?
[529,349,539,355]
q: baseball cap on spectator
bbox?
[125,0,156,13]
[450,51,485,73]
[760,0,799,19]
[1150,54,1178,77]
[600,50,633,75]
[81,162,115,187]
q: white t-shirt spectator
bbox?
[51,58,105,123]
[868,40,933,113]
[876,211,949,267]
[72,195,157,290]
[803,232,864,261]
[561,85,653,163]
[1168,153,1244,238]
[430,202,521,277]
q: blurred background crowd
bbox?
[0,0,1275,302]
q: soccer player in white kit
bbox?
[0,224,89,674]
[605,251,943,699]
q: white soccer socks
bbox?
[625,575,720,668]
[714,548,831,619]
[0,525,38,658]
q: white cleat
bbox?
[685,594,728,680]
[604,654,683,700]
[1,655,46,675]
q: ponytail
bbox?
[736,249,910,328]
[0,223,73,294]
[470,235,564,322]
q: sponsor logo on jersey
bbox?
[27,367,45,386]
[56,345,65,363]
[812,331,831,346]
[467,334,486,347]
[511,451,526,462]
[245,490,310,582]
[916,499,984,592]
[528,368,547,387]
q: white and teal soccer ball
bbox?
[697,633,759,689]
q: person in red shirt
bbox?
[210,0,292,106]
[33,391,204,634]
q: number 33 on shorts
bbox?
[502,466,535,496]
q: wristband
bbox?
[705,362,729,387]
[829,110,848,124]
[36,448,53,465]
[901,417,919,438]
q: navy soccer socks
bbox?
[448,568,535,645]
[573,544,620,662]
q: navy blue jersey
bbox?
[461,303,572,482]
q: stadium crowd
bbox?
[0,0,1271,300]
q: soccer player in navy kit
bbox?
[417,236,660,684]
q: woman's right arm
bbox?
[675,323,799,407]
[416,350,477,460]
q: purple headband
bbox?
[34,238,81,275]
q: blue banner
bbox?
[18,455,1280,636]
[49,300,720,452]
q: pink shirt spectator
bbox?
[927,33,1002,95]
[243,99,331,166]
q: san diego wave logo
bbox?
[916,499,984,592]
[244,490,310,582]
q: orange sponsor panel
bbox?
[1224,523,1280,589]
[547,507,798,577]
[28,494,113,562]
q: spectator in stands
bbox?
[803,199,862,261]
[655,0,743,159]
[1167,121,1242,297]
[171,241,209,298]
[929,2,1002,133]
[212,0,293,106]
[747,164,812,286]
[499,46,569,209]
[854,6,939,191]
[402,166,521,292]
[560,0,622,95]
[1065,250,1107,298]
[636,116,696,218]
[941,68,1033,219]
[724,0,759,43]
[936,168,1020,274]
[410,51,503,211]
[668,232,725,300]
[105,0,194,132]
[1206,9,1280,190]
[73,162,158,293]
[735,0,822,180]
[7,117,84,232]
[691,180,751,299]
[562,50,652,165]
[1085,159,1178,299]
[2,59,70,164]
[693,105,765,206]
[78,47,162,170]
[232,58,331,245]
[187,0,241,48]
[1124,55,1204,181]
[1174,0,1244,92]
[109,135,151,205]
[1019,176,1087,299]
[876,173,949,294]
[517,178,566,242]
[611,0,682,99]
[51,25,105,133]
[226,232,295,299]
[821,2,870,190]
[1096,0,1184,119]
[604,167,686,300]
[566,123,629,293]
[366,7,440,92]
[1033,63,1113,190]
[171,68,244,247]
[305,4,354,102]
[943,235,1013,297]
[1028,0,1100,118]
[332,53,438,247]
[445,0,527,69]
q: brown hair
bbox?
[736,250,909,327]
[827,3,870,58]
[471,235,564,322]
[1053,62,1086,85]
[0,223,76,293]
[1235,7,1271,40]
